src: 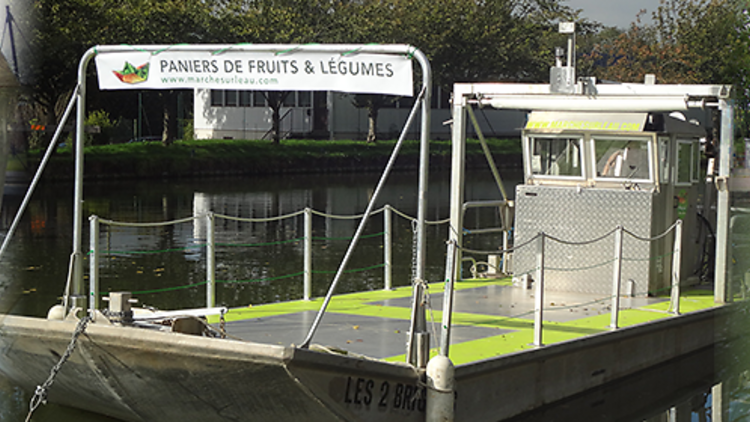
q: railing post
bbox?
[670,220,683,315]
[384,205,393,290]
[206,212,216,308]
[502,229,510,274]
[533,232,545,347]
[89,215,100,315]
[440,240,458,356]
[610,225,624,329]
[304,207,313,300]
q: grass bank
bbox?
[28,138,522,180]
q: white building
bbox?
[193,88,526,141]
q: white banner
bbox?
[95,49,414,96]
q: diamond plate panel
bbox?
[514,185,660,296]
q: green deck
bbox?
[208,278,718,366]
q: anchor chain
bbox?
[25,315,92,422]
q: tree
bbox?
[27,0,228,147]
[263,91,292,144]
[583,0,750,147]
[351,94,397,143]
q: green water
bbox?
[1,170,749,421]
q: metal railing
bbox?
[458,220,684,347]
[87,204,449,313]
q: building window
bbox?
[239,91,252,107]
[210,90,224,107]
[283,91,296,107]
[298,91,311,107]
[253,91,266,107]
[225,90,238,107]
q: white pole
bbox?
[426,355,455,422]
[304,207,313,300]
[71,49,96,311]
[533,233,545,347]
[610,226,623,329]
[384,205,393,290]
[89,215,100,315]
[670,220,683,315]
[714,99,734,304]
[206,212,215,308]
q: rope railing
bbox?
[456,220,685,346]
[87,203,452,312]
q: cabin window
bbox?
[593,138,651,181]
[658,137,670,184]
[692,141,701,183]
[528,137,583,178]
[676,140,693,185]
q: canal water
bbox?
[0,170,748,421]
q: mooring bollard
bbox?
[426,355,455,422]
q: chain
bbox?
[219,309,227,339]
[418,279,439,352]
[25,315,92,422]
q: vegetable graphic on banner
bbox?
[113,61,150,84]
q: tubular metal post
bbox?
[0,91,78,262]
[304,208,313,300]
[440,240,458,356]
[206,212,216,308]
[384,205,393,290]
[300,84,428,350]
[610,225,624,329]
[670,220,683,315]
[533,233,545,347]
[89,215,100,315]
[502,230,509,274]
[714,99,733,304]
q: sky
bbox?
[565,0,655,29]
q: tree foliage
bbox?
[581,0,750,143]
[29,0,746,145]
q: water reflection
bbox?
[1,171,748,421]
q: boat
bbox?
[0,33,744,422]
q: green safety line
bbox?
[96,244,206,256]
[312,232,384,241]
[217,237,304,247]
[100,280,209,296]
[217,271,305,284]
[312,263,386,275]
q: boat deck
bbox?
[210,279,718,365]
